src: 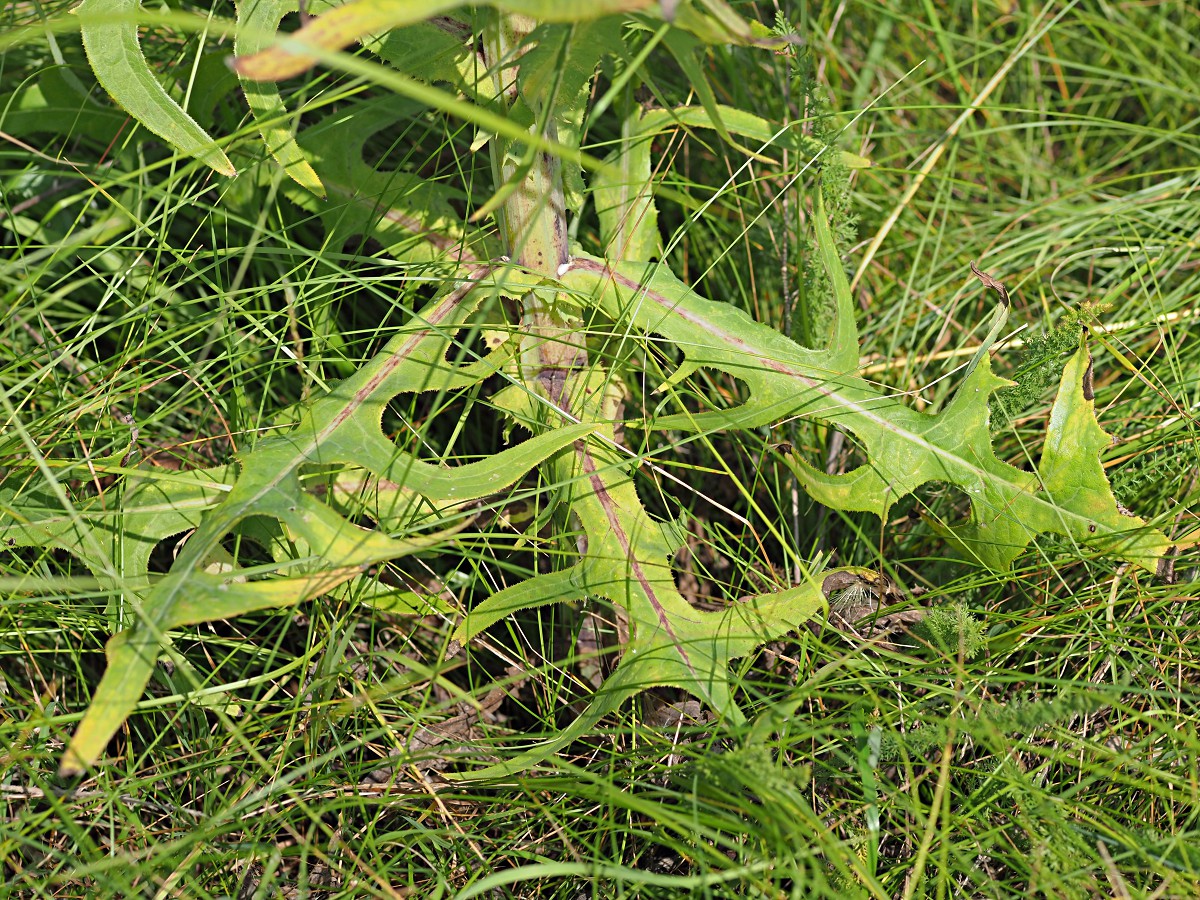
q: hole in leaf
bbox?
[913,480,974,530]
[361,115,424,173]
[148,532,189,575]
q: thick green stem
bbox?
[482,12,585,396]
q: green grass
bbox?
[3,1,1199,897]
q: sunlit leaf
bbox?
[75,0,235,176]
[54,271,597,774]
[559,196,1173,574]
[451,380,830,778]
[235,0,324,196]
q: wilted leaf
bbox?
[232,0,654,83]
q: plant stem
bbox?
[482,12,585,402]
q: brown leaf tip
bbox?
[969,261,1010,306]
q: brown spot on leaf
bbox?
[1157,553,1178,584]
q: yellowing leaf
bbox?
[55,271,597,774]
[232,0,654,83]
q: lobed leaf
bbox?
[558,200,1173,574]
[34,0,1173,789]
[0,466,236,600]
[55,270,598,774]
[286,95,495,264]
[933,335,1172,571]
[434,195,1173,779]
[451,409,830,778]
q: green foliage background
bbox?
[1,1,1198,897]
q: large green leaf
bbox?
[933,334,1166,570]
[450,380,830,778]
[0,65,129,149]
[75,0,235,176]
[26,0,1173,787]
[0,465,236,601]
[436,203,1172,780]
[558,200,1173,574]
[44,270,597,774]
